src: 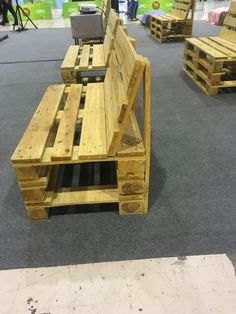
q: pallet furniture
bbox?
[183,2,236,95]
[61,8,123,84]
[61,25,114,84]
[61,9,136,84]
[150,0,194,42]
[11,25,151,220]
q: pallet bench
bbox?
[150,0,194,42]
[11,25,151,220]
[183,2,236,95]
[61,9,136,84]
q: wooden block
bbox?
[118,160,145,179]
[119,200,145,214]
[14,166,38,180]
[27,207,48,220]
[22,189,45,204]
[118,180,145,195]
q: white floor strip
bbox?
[0,254,236,314]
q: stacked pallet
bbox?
[11,18,151,220]
[183,2,236,95]
[150,0,194,42]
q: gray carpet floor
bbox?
[0,21,236,270]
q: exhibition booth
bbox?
[7,0,174,21]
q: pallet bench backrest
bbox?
[219,2,236,43]
[107,9,122,35]
[170,0,194,20]
[101,0,111,19]
[104,25,145,156]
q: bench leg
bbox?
[27,207,49,220]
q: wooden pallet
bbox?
[183,2,236,95]
[11,25,151,220]
[150,0,194,42]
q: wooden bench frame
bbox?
[150,0,194,42]
[183,2,236,95]
[61,9,136,84]
[11,26,151,220]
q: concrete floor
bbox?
[1,254,236,314]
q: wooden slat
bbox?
[12,85,65,163]
[61,46,79,70]
[104,52,128,154]
[107,8,120,34]
[186,38,226,58]
[51,186,118,207]
[154,15,171,21]
[78,45,90,70]
[103,24,114,65]
[219,27,236,44]
[92,44,105,68]
[224,15,236,28]
[79,83,107,159]
[172,2,190,11]
[51,85,82,161]
[113,25,138,92]
[209,37,236,53]
[228,2,236,14]
[199,37,236,58]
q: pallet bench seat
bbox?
[150,0,194,42]
[183,2,236,95]
[11,25,151,220]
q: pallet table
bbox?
[150,0,194,42]
[11,26,151,220]
[183,2,236,95]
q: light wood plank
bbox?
[103,25,114,65]
[104,52,128,155]
[187,38,226,58]
[199,37,236,58]
[219,27,236,44]
[92,44,105,68]
[78,45,90,70]
[51,85,82,161]
[61,46,79,70]
[51,186,118,206]
[224,15,236,28]
[209,37,236,53]
[12,85,65,163]
[79,83,107,159]
[107,8,120,34]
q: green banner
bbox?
[23,0,57,9]
[62,1,102,18]
[138,0,173,14]
[8,3,52,21]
